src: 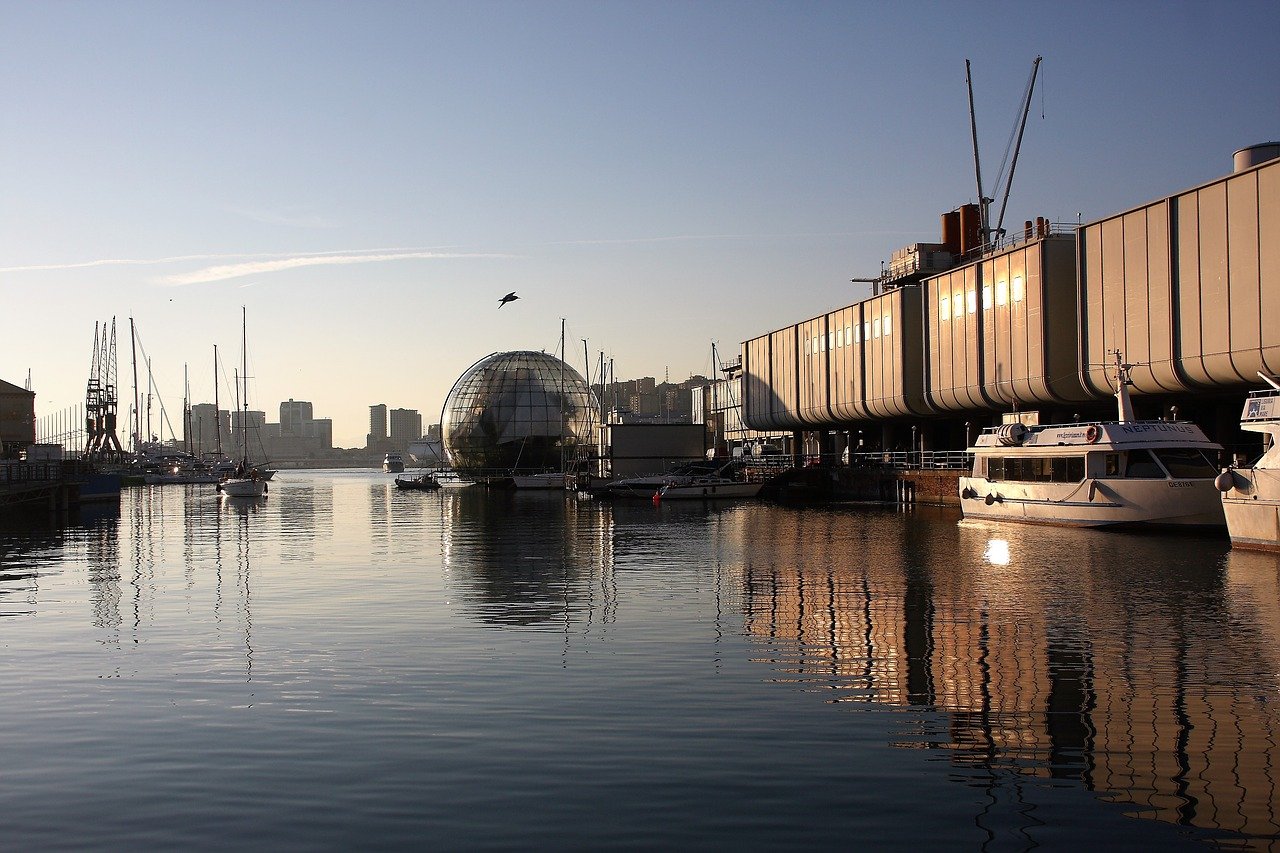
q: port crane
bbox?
[84,318,126,458]
[966,55,1042,250]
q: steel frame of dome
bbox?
[440,350,597,474]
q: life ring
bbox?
[1084,425,1100,443]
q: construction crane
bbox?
[966,55,1043,250]
[84,318,126,458]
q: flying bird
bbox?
[498,291,519,308]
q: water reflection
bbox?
[441,489,616,627]
[730,504,1280,847]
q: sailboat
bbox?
[217,308,268,499]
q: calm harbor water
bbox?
[2,470,1278,850]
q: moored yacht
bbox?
[959,354,1225,529]
[1217,377,1280,550]
[383,453,405,473]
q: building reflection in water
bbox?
[725,504,1280,848]
[440,489,616,629]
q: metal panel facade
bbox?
[1080,157,1280,395]
[863,286,927,419]
[926,236,1086,413]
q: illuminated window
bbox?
[854,324,862,343]
[872,318,881,339]
[863,321,870,339]
[996,280,1008,306]
[836,328,843,348]
[883,313,892,336]
[954,291,964,315]
[966,289,977,314]
[828,332,834,350]
[845,325,852,344]
[982,284,992,310]
[1013,275,1024,302]
[813,335,820,353]
[939,296,950,321]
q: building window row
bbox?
[804,313,892,355]
[938,275,1025,321]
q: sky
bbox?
[2,1,1276,448]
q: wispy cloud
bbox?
[159,250,506,286]
[0,247,507,283]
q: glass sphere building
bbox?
[441,351,597,474]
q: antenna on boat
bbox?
[1113,350,1136,423]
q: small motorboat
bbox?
[395,473,441,491]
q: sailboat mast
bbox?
[213,345,222,456]
[129,317,140,453]
[240,306,249,465]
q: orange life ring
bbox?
[1084,425,1100,443]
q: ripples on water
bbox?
[1,470,1277,850]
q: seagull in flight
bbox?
[498,291,519,308]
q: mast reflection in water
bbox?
[0,471,1276,850]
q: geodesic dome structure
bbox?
[440,351,597,474]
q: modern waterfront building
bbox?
[441,351,596,474]
[741,146,1280,460]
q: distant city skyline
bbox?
[1,2,1276,447]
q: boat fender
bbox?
[263,483,268,493]
[1214,470,1236,492]
[1085,425,1100,443]
[984,493,997,506]
[961,487,977,499]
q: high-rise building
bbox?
[368,404,388,449]
[390,408,422,447]
[189,403,231,456]
[280,399,314,435]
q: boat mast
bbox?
[1113,350,1136,423]
[240,306,249,465]
[213,344,223,457]
[129,317,140,453]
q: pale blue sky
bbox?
[2,1,1275,447]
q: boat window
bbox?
[1012,275,1024,302]
[883,313,891,336]
[966,290,977,315]
[1153,448,1217,478]
[939,296,950,321]
[1104,454,1121,476]
[996,280,1008,306]
[1124,449,1165,478]
[854,324,861,343]
[872,318,880,339]
[984,455,1084,483]
[845,325,853,345]
[982,284,992,310]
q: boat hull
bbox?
[658,481,762,500]
[511,473,568,490]
[959,476,1225,528]
[218,477,267,498]
[1222,469,1280,550]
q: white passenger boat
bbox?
[959,354,1225,529]
[383,453,405,473]
[1217,378,1280,550]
